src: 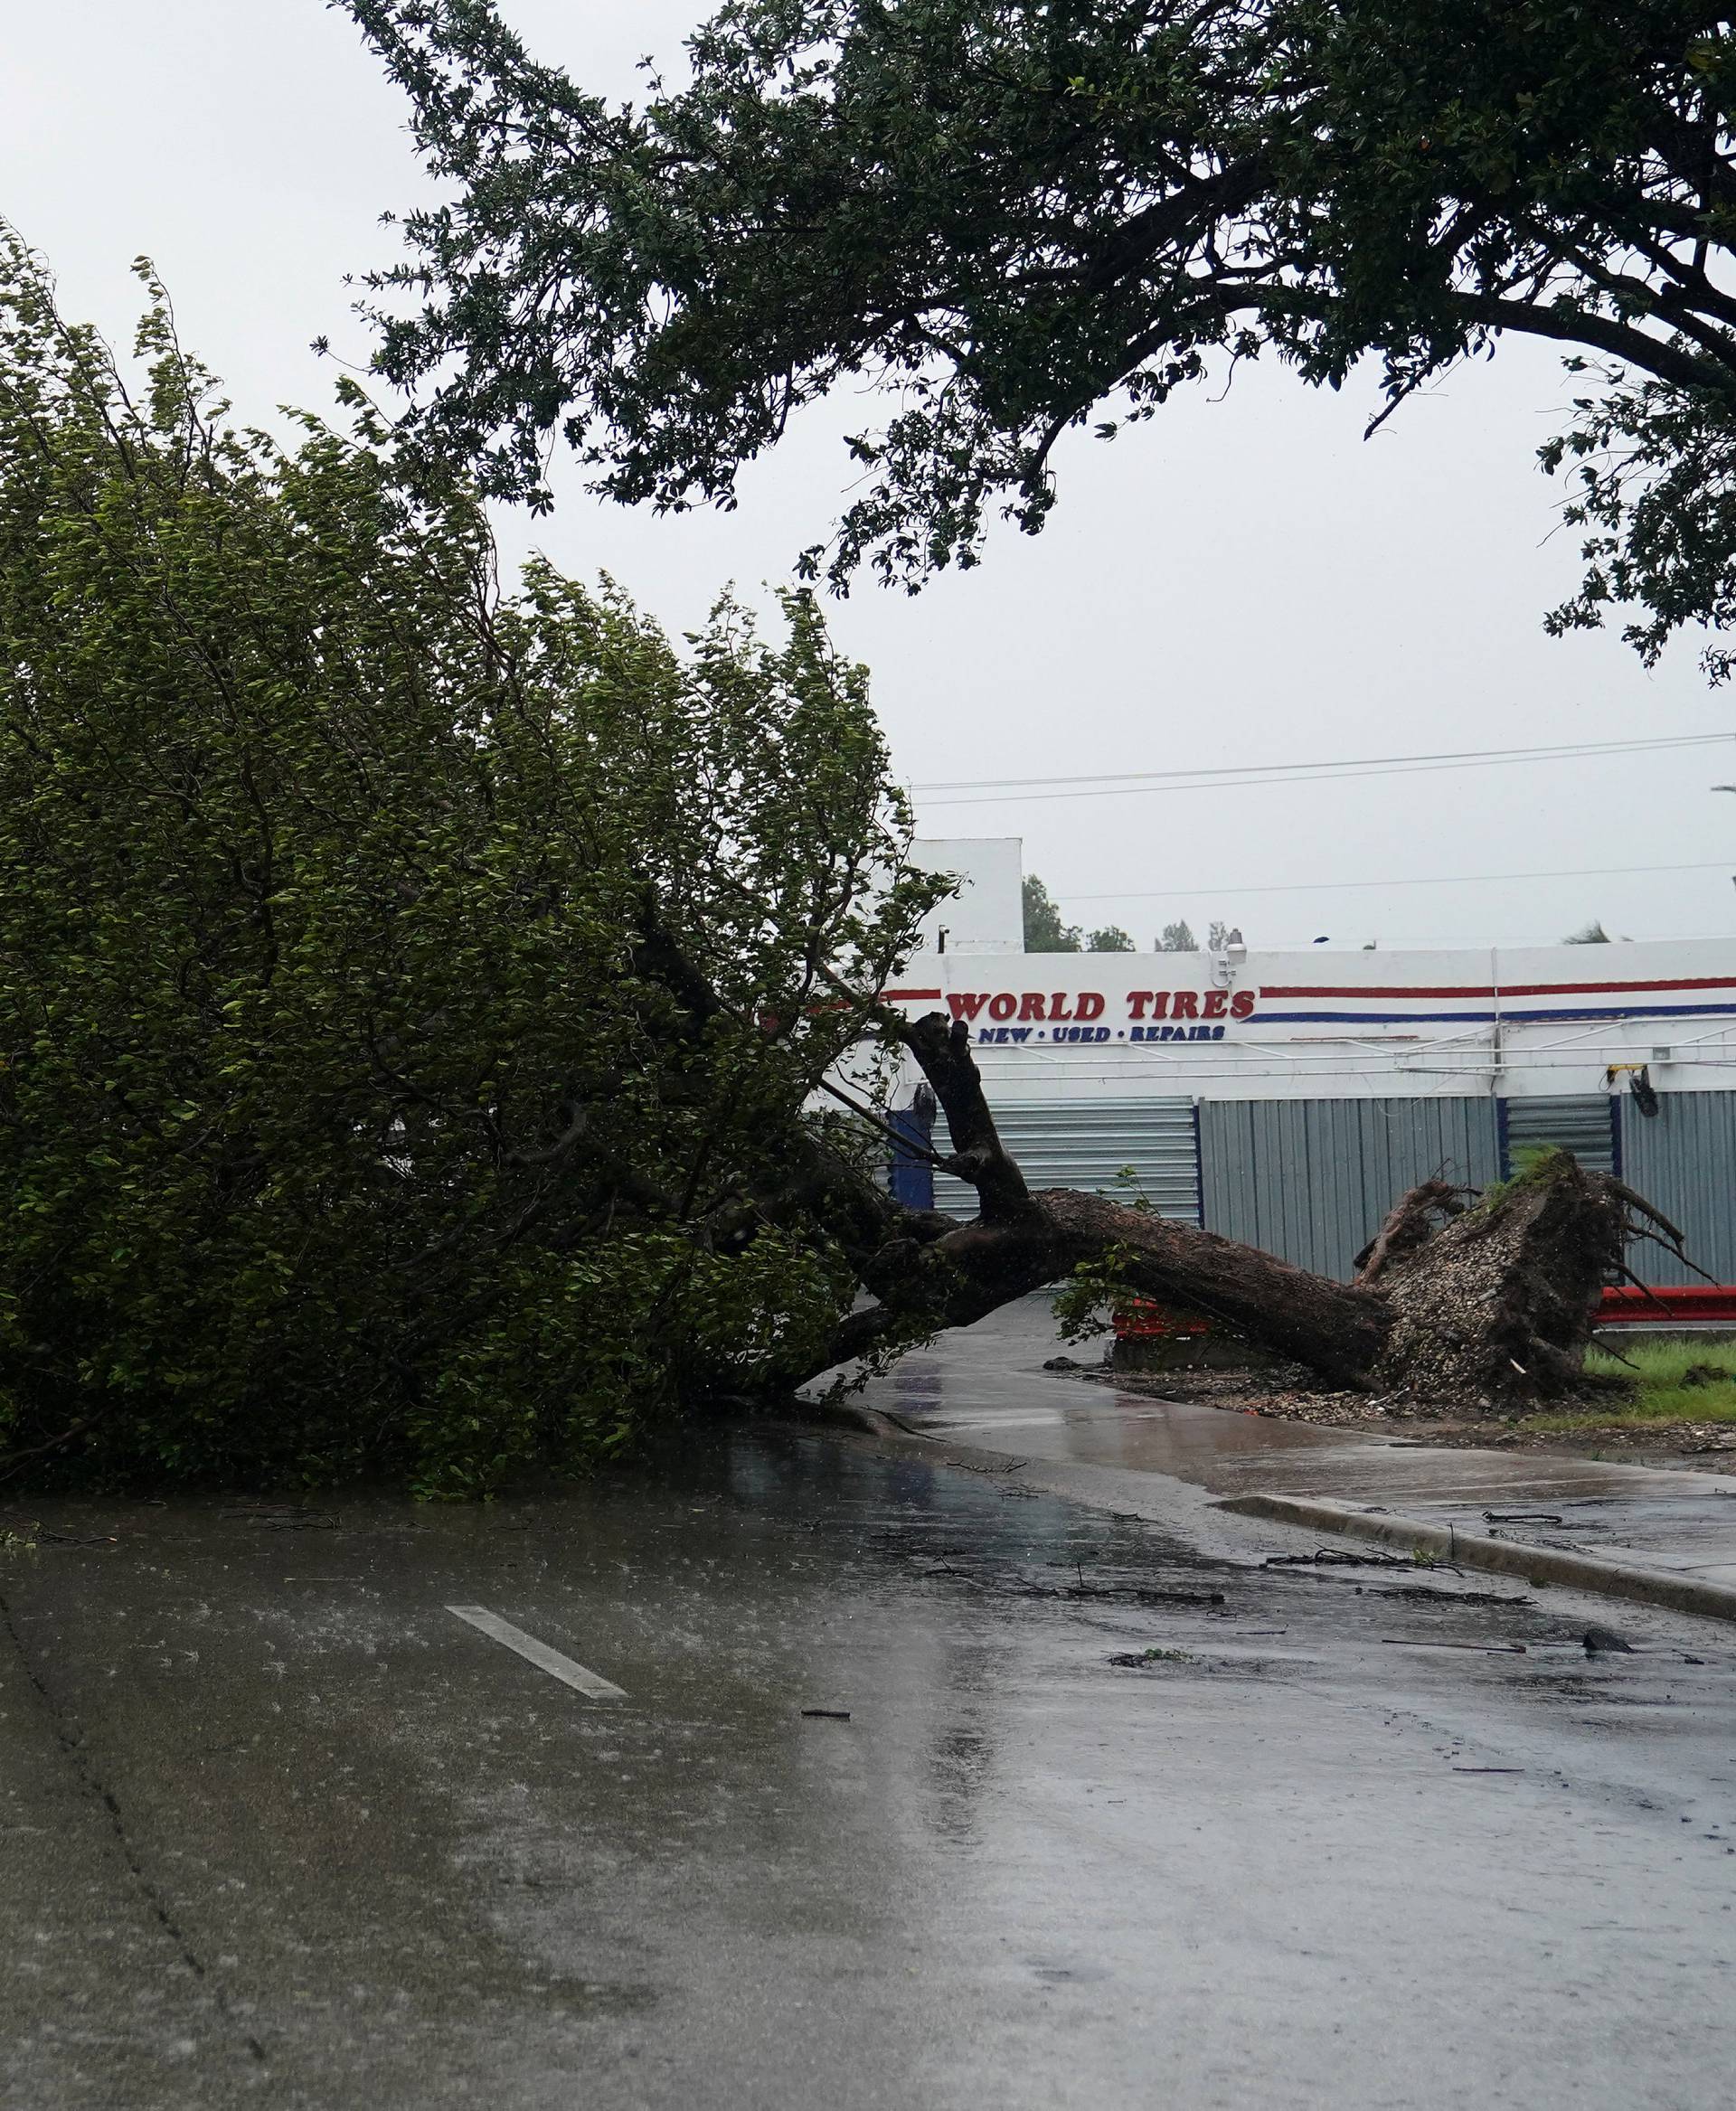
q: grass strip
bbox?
[1526,1340,1736,1432]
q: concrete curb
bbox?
[1216,1492,1736,1626]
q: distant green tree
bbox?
[1158,920,1198,953]
[1023,874,1080,952]
[0,235,942,1494]
[1563,920,1613,943]
[1086,925,1135,953]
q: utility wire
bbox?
[1059,857,1736,903]
[912,730,1729,791]
[910,730,1733,806]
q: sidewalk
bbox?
[824,1295,1736,1619]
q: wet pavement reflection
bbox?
[4,1422,1734,2108]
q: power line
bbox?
[910,731,1733,806]
[911,730,1731,791]
[1059,857,1736,904]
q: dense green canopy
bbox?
[0,232,940,1492]
[344,0,1736,669]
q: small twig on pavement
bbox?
[1265,1549,1429,1569]
[1382,1638,1527,1654]
[0,1515,118,1548]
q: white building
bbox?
[888,841,1736,1284]
[907,835,1024,956]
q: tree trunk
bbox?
[803,1013,1688,1402]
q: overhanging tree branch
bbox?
[341,0,1736,662]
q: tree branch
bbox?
[901,1011,1035,1224]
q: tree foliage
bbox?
[1086,924,1135,952]
[0,232,941,1494]
[1022,872,1080,950]
[346,0,1736,668]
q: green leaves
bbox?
[345,0,1736,660]
[1541,369,1736,683]
[0,233,943,1493]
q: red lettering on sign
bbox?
[953,986,1254,1029]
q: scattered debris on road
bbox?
[219,1504,338,1531]
[1066,1583,1226,1607]
[1583,1626,1637,1654]
[1377,1586,1533,1607]
[1265,1549,1429,1570]
[0,1515,117,1549]
[1382,1638,1527,1654]
[1082,1362,1736,1471]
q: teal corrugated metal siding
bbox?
[1618,1093,1736,1286]
[1199,1097,1501,1282]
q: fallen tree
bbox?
[797,1013,1692,1407]
[0,232,951,1497]
[0,236,1682,1496]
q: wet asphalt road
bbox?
[4,1428,1735,2110]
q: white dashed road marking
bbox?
[445,1605,627,1699]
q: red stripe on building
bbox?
[1260,974,1736,1001]
[883,988,944,1001]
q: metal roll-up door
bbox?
[1499,1095,1619,1177]
[930,1099,1201,1221]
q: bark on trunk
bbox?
[802,1013,1691,1403]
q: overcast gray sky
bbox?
[6,2,1735,949]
